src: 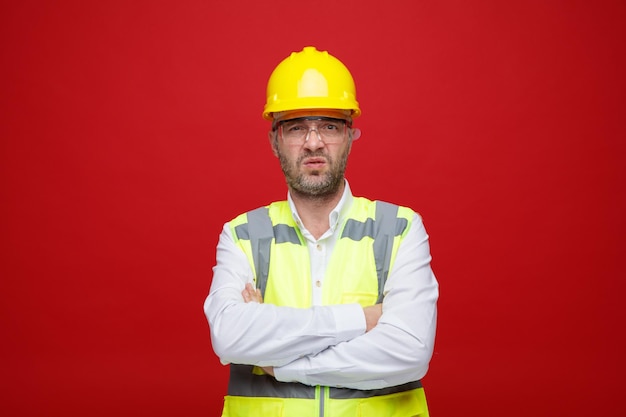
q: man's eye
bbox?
[286,124,306,132]
[321,123,340,131]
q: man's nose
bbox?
[304,127,325,149]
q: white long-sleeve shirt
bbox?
[204,181,439,390]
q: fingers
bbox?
[242,283,254,302]
[363,303,383,332]
[242,285,251,302]
[242,283,263,303]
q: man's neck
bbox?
[289,182,345,240]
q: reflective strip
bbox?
[233,222,299,244]
[274,224,300,244]
[341,217,376,240]
[234,224,249,239]
[228,364,420,399]
[329,380,422,399]
[228,365,316,398]
[341,213,408,242]
[374,201,399,303]
[246,207,274,297]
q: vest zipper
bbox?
[317,385,328,417]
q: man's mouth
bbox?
[302,157,327,168]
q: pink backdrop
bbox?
[2,1,624,416]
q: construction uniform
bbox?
[204,182,438,416]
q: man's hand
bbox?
[242,282,263,303]
[242,285,274,376]
[363,303,382,332]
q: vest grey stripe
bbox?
[228,365,315,398]
[341,214,408,241]
[341,217,376,240]
[274,224,300,244]
[374,201,399,303]
[228,365,420,399]
[329,380,422,399]
[233,224,249,240]
[246,207,274,297]
[234,223,300,245]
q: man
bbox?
[204,46,438,417]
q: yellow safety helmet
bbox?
[263,46,361,121]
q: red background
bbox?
[2,1,625,416]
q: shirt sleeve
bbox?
[272,213,439,390]
[203,223,367,367]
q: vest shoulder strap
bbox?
[246,206,273,297]
[373,201,399,303]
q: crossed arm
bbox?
[241,283,382,376]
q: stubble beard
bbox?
[278,148,349,198]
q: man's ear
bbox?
[268,130,279,157]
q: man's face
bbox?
[270,110,353,198]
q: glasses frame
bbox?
[274,116,351,146]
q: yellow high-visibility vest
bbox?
[223,198,430,417]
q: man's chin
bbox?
[291,176,342,197]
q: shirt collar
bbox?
[287,179,355,234]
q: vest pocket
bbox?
[224,395,284,417]
[341,292,378,307]
[356,388,427,417]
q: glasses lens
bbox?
[280,117,346,144]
